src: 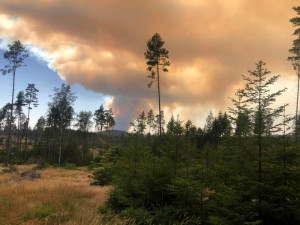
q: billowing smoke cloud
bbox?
[0,0,296,130]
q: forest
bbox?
[0,5,300,225]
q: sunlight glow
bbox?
[0,14,18,30]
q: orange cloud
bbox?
[0,0,297,129]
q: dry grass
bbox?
[0,165,131,225]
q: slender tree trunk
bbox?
[283,105,287,186]
[201,157,204,205]
[175,136,178,177]
[19,116,22,150]
[24,104,31,161]
[82,132,85,164]
[6,69,16,166]
[157,65,162,137]
[258,134,262,183]
[133,135,137,180]
[257,72,263,220]
[59,124,62,166]
[295,70,299,143]
[51,127,55,161]
[17,115,20,150]
[258,72,262,183]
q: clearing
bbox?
[0,165,126,225]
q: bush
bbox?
[98,205,109,214]
[94,155,102,163]
[33,160,50,170]
[2,164,18,173]
[63,163,77,170]
[34,203,56,219]
[88,161,102,170]
[91,166,113,186]
[106,187,131,212]
[120,208,152,225]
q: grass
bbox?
[0,164,133,225]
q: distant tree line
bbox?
[0,42,116,166]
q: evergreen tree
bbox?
[75,111,93,163]
[147,109,155,134]
[24,83,39,160]
[34,116,46,144]
[204,110,214,143]
[48,84,77,166]
[145,33,170,137]
[130,111,147,135]
[243,61,286,183]
[204,110,214,133]
[0,103,11,131]
[94,104,106,132]
[104,108,115,131]
[288,6,300,142]
[229,89,251,137]
[15,91,26,150]
[137,111,147,135]
[1,40,28,166]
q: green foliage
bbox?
[33,160,50,170]
[63,163,77,170]
[288,7,300,59]
[145,33,170,136]
[91,166,113,186]
[1,40,28,75]
[98,205,109,214]
[63,135,82,165]
[93,155,102,163]
[144,33,170,88]
[90,61,300,224]
[106,187,131,212]
[34,203,56,219]
[2,164,18,173]
[120,208,152,225]
[1,40,29,166]
[87,161,102,170]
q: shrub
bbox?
[2,164,18,173]
[88,162,102,170]
[106,187,131,212]
[34,203,56,219]
[33,160,50,170]
[63,163,77,170]
[94,155,102,163]
[98,205,109,214]
[90,166,113,186]
[120,208,152,225]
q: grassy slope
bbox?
[0,165,130,225]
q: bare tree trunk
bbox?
[19,117,22,150]
[17,115,20,150]
[157,65,162,138]
[283,105,287,186]
[24,103,31,161]
[59,124,62,166]
[295,70,299,142]
[82,132,85,164]
[6,69,16,166]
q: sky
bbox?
[0,0,298,131]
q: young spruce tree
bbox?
[243,61,286,183]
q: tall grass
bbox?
[0,165,132,225]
